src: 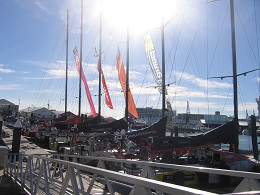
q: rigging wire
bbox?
[207,5,228,77]
[182,3,208,112]
[166,12,185,107]
[238,85,249,116]
[234,2,260,116]
[136,58,149,104]
[206,1,229,118]
[254,0,260,96]
[174,2,206,114]
[32,23,66,109]
[235,4,260,70]
[219,86,232,123]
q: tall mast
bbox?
[125,28,129,123]
[78,0,83,116]
[230,0,239,153]
[161,18,166,118]
[65,9,69,115]
[98,2,102,116]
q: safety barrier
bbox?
[3,153,260,195]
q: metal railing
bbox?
[3,153,260,195]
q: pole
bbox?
[78,0,83,116]
[98,3,102,117]
[230,0,239,153]
[161,18,166,118]
[125,28,129,123]
[65,9,69,115]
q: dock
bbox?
[0,125,50,194]
[1,125,260,194]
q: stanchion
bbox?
[12,119,22,161]
[0,117,3,139]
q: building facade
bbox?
[19,107,56,119]
[135,107,228,128]
[0,99,19,117]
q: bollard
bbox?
[12,119,22,161]
[174,126,179,137]
[0,117,3,139]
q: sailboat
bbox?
[127,0,258,168]
[74,6,168,142]
[173,0,257,173]
[59,5,170,161]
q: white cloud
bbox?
[0,64,15,73]
[0,84,21,90]
[21,60,65,69]
[21,71,30,74]
[20,76,53,80]
[35,1,52,15]
[175,71,231,88]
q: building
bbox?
[0,99,19,117]
[136,107,177,126]
[202,113,229,127]
[135,106,228,129]
[136,107,162,126]
[174,113,204,126]
[175,111,229,128]
[19,107,56,119]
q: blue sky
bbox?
[0,0,260,119]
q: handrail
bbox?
[3,153,260,195]
[47,153,260,179]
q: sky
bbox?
[0,0,260,120]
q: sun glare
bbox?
[101,0,182,35]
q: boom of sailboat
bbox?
[208,68,260,80]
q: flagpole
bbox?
[98,1,102,117]
[230,0,239,153]
[161,17,166,118]
[125,27,129,124]
[65,9,69,116]
[78,0,83,117]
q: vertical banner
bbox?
[74,47,97,117]
[97,59,113,109]
[116,53,139,118]
[144,32,167,95]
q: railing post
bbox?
[28,156,34,194]
[9,154,12,175]
[18,154,24,189]
[233,178,260,193]
[76,168,84,191]
[43,160,51,195]
[3,154,8,176]
[11,120,22,162]
[69,167,79,195]
[0,116,3,139]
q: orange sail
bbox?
[116,53,138,118]
[97,59,113,109]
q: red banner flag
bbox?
[116,53,138,118]
[97,59,113,109]
[74,47,97,117]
